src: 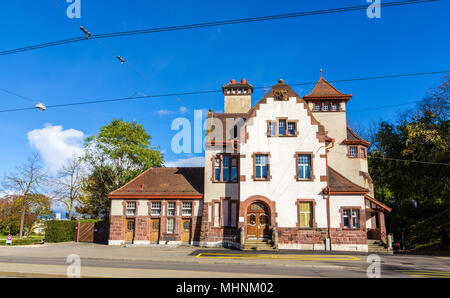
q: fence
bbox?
[76,221,109,244]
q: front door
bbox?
[149,218,160,243]
[247,202,270,240]
[181,219,191,243]
[125,219,135,242]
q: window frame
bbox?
[125,201,136,216]
[266,119,298,137]
[294,152,314,181]
[348,146,358,158]
[252,153,271,181]
[182,201,193,217]
[212,154,239,183]
[297,199,316,229]
[340,207,362,230]
[167,201,176,216]
[166,217,175,234]
[150,201,161,217]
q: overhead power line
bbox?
[0,70,448,113]
[0,0,439,56]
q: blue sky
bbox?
[1,0,449,179]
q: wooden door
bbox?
[149,219,160,243]
[247,202,270,240]
[125,219,135,242]
[181,219,191,243]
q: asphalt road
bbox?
[0,243,448,278]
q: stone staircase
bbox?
[243,240,276,251]
[368,239,392,254]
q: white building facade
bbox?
[108,77,391,252]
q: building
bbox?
[107,75,391,252]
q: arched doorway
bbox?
[246,202,270,240]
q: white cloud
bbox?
[154,106,189,117]
[27,124,84,173]
[164,156,204,167]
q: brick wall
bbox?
[109,215,125,240]
[278,227,367,245]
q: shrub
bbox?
[44,220,78,242]
[0,238,43,246]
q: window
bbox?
[332,103,339,111]
[168,202,176,216]
[314,104,321,111]
[278,119,286,136]
[343,209,350,228]
[231,158,237,182]
[213,155,238,182]
[151,202,161,216]
[352,210,360,228]
[126,202,136,216]
[222,155,229,182]
[288,122,296,136]
[349,146,358,158]
[297,154,312,180]
[214,158,221,181]
[268,121,276,136]
[323,104,330,111]
[213,202,220,227]
[299,202,313,228]
[255,154,268,179]
[343,208,360,228]
[167,218,175,233]
[182,202,192,216]
[360,147,367,159]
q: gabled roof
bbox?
[344,126,371,147]
[328,167,369,193]
[108,167,204,198]
[303,77,352,101]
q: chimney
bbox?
[222,78,253,113]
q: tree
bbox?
[368,75,449,247]
[79,119,164,219]
[50,155,84,220]
[1,154,50,238]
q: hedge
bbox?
[0,238,43,246]
[44,220,78,242]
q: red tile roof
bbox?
[303,77,352,101]
[328,167,369,193]
[108,167,204,198]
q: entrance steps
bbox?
[368,239,393,254]
[242,240,276,251]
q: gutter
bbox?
[325,138,335,240]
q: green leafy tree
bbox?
[79,119,164,219]
[368,75,449,249]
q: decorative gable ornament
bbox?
[273,88,289,101]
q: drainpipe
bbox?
[325,138,335,249]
